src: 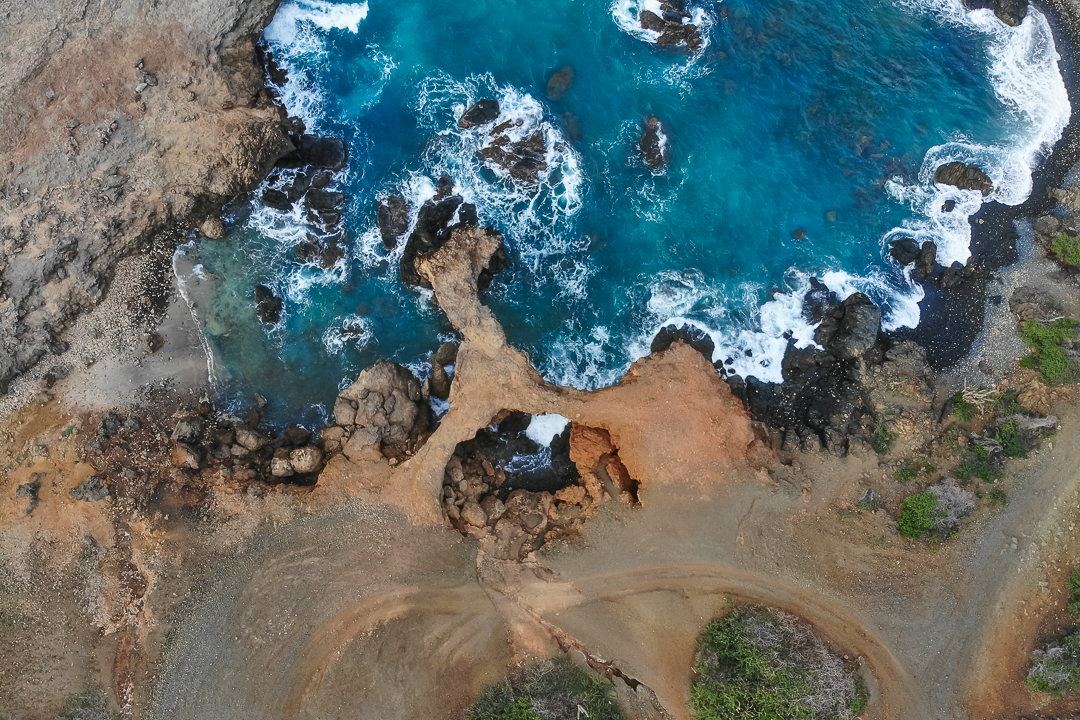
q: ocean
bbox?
[177,0,1070,426]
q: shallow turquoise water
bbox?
[181,0,1068,426]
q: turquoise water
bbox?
[180,0,1068,426]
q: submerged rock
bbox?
[545,65,575,101]
[376,194,411,248]
[458,99,501,128]
[253,284,283,325]
[639,116,668,172]
[934,161,994,196]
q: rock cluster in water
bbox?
[640,0,705,52]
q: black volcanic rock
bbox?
[458,99,501,129]
[254,285,283,325]
[478,127,548,183]
[650,323,714,361]
[639,116,668,171]
[297,135,348,170]
[640,0,704,52]
[376,194,410,248]
[962,0,1027,26]
[934,161,994,196]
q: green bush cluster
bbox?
[690,608,866,720]
[1026,631,1080,695]
[1069,567,1080,617]
[995,420,1027,459]
[1020,319,1078,386]
[954,445,1000,482]
[467,657,623,720]
[870,422,895,455]
[897,492,941,539]
[1051,232,1080,267]
[951,394,978,423]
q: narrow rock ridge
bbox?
[319,222,765,524]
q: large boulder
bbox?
[334,361,430,454]
[254,285,283,325]
[458,99,501,129]
[934,161,994,196]
[962,0,1027,26]
[817,293,882,360]
[376,194,411,248]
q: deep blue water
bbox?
[178,0,1068,426]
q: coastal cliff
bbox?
[0,0,292,395]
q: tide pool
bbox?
[180,0,1069,426]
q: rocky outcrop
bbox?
[478,122,549,183]
[889,238,938,280]
[330,361,432,460]
[441,416,634,560]
[650,323,714,364]
[733,292,889,454]
[0,0,293,394]
[962,0,1028,26]
[400,177,482,287]
[458,99,501,129]
[934,161,995,196]
[640,0,704,52]
[376,194,411,248]
[639,116,668,172]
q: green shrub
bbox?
[691,608,865,720]
[986,488,1008,507]
[1051,232,1080,267]
[1019,319,1078,386]
[995,421,1027,459]
[870,423,895,455]
[467,658,623,720]
[954,445,1000,482]
[1026,630,1080,695]
[951,394,977,423]
[894,465,918,483]
[898,492,941,539]
[1069,567,1080,617]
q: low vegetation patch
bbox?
[1026,567,1080,696]
[1051,232,1080,267]
[870,422,894,455]
[953,444,1001,482]
[467,657,623,720]
[59,687,112,720]
[1019,318,1078,386]
[690,607,867,720]
[897,492,941,539]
